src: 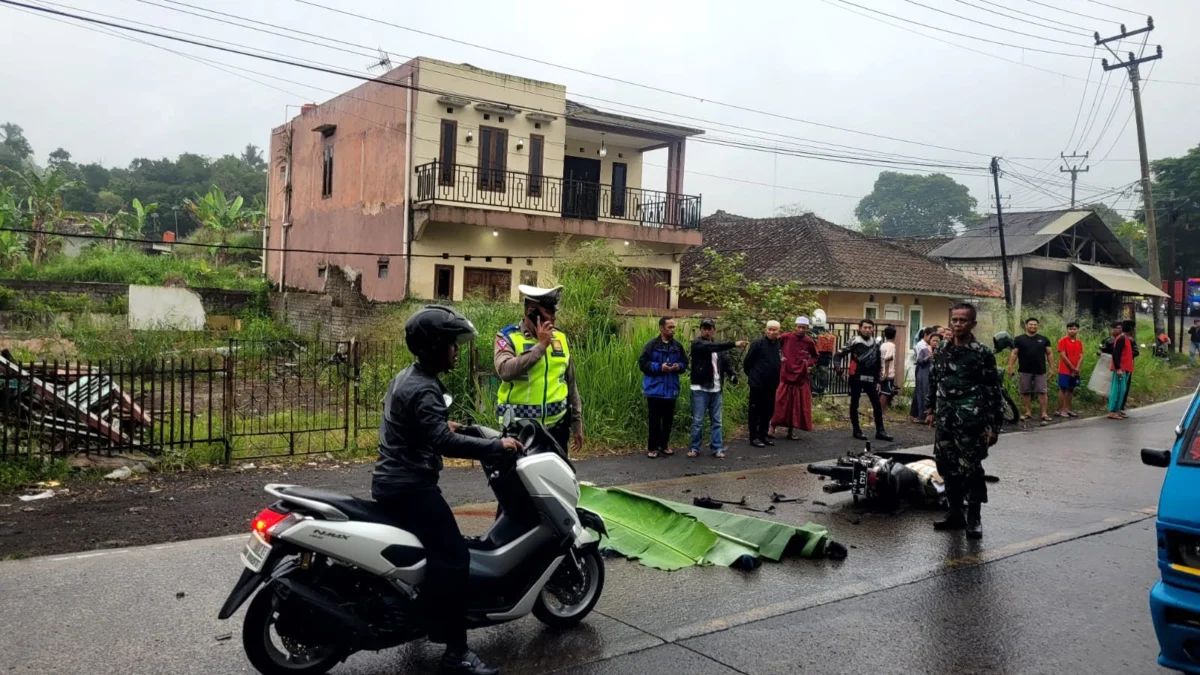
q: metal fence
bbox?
[415,161,703,230]
[0,350,224,461]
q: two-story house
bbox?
[265,57,703,309]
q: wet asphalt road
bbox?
[0,397,1186,675]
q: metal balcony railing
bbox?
[415,161,701,230]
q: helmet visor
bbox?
[454,319,479,345]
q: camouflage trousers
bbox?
[933,427,989,504]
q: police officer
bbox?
[373,305,523,674]
[494,284,583,454]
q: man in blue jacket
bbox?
[639,317,689,458]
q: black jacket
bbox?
[691,338,739,389]
[373,362,506,486]
[743,336,782,389]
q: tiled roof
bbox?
[929,209,1137,267]
[885,236,955,257]
[682,211,1002,298]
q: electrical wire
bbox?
[1064,46,1099,152]
[833,0,1094,58]
[898,0,1095,47]
[971,0,1092,32]
[1019,0,1121,25]
[1086,0,1144,17]
[950,0,1091,37]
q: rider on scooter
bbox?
[372,305,524,675]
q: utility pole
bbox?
[1097,18,1164,330]
[1059,152,1090,207]
[991,157,1012,309]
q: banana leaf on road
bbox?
[579,486,833,570]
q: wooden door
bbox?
[464,268,512,301]
[478,127,508,192]
[562,156,601,220]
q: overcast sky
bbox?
[3,0,1197,226]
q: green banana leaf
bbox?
[578,484,717,571]
[579,486,832,570]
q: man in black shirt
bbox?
[1190,319,1200,367]
[1006,317,1054,425]
[743,320,782,447]
[837,318,893,442]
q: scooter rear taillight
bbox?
[252,507,290,543]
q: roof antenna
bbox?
[367,48,393,73]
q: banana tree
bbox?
[3,167,78,265]
[0,187,26,269]
[86,213,121,250]
[114,198,158,240]
[186,186,262,263]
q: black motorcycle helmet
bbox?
[405,305,478,370]
[993,331,1013,353]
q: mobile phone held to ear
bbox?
[527,307,542,327]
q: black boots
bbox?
[966,502,983,539]
[441,649,499,675]
[875,432,894,442]
[853,429,868,441]
[934,482,966,531]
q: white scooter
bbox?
[217,415,607,675]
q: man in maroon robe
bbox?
[773,316,818,440]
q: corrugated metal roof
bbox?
[929,209,1138,267]
[1072,263,1169,297]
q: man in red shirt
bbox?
[1056,321,1083,419]
[1107,320,1136,420]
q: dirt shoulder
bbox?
[3,367,1196,559]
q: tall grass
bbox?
[7,246,264,290]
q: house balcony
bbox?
[413,161,703,245]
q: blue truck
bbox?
[1143,385,1200,673]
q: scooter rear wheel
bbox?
[533,547,604,629]
[242,586,347,675]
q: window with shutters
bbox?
[528,134,544,197]
[477,126,507,192]
[439,119,457,186]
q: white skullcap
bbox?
[795,317,810,326]
[766,320,781,329]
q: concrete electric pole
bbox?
[1059,152,1090,207]
[1096,18,1163,329]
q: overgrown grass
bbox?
[6,246,264,290]
[0,458,70,492]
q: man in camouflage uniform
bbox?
[924,303,1002,539]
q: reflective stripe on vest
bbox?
[497,328,570,426]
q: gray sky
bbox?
[3,0,1197,226]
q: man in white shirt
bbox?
[879,325,898,409]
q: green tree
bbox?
[0,123,34,185]
[679,248,820,339]
[549,239,629,343]
[240,143,266,171]
[117,198,158,237]
[1146,147,1200,277]
[186,186,260,262]
[96,190,123,212]
[0,186,26,269]
[855,172,980,237]
[5,167,77,265]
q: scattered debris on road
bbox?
[17,490,54,502]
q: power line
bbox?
[1096,62,1155,164]
[971,0,1092,33]
[833,0,1095,58]
[1020,0,1122,25]
[951,0,1091,37]
[1085,0,1143,16]
[1064,45,1100,152]
[899,0,1095,47]
[287,0,998,157]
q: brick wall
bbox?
[944,259,1005,287]
[0,279,255,314]
[269,265,381,341]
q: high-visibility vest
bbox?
[496,326,571,427]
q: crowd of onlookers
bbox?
[638,311,1190,458]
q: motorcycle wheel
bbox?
[533,547,605,628]
[242,587,347,675]
[1001,391,1019,425]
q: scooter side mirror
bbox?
[1141,448,1172,468]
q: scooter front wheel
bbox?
[242,586,347,675]
[533,547,604,628]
